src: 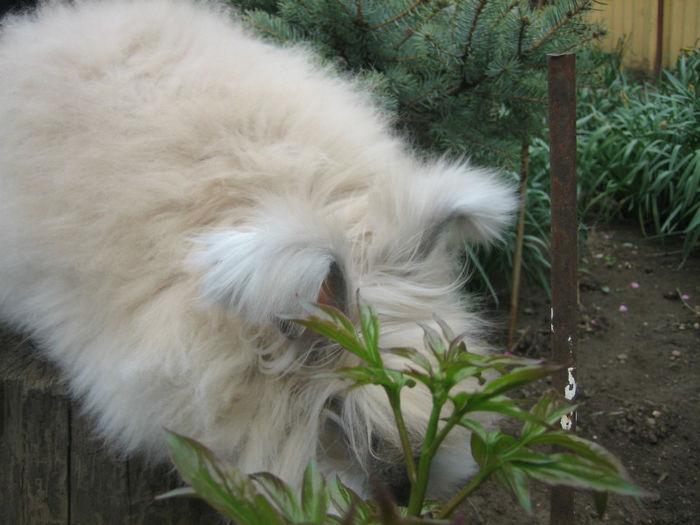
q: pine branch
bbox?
[406,81,444,106]
[393,28,415,50]
[249,22,292,43]
[449,0,462,45]
[444,72,488,96]
[473,91,547,104]
[457,133,517,161]
[370,0,424,30]
[524,0,592,56]
[392,3,446,51]
[462,0,489,57]
[491,0,523,30]
[293,0,356,36]
[384,55,423,63]
[246,12,299,45]
[516,14,530,58]
[423,33,459,63]
[332,0,353,18]
[353,0,363,22]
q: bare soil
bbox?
[459,224,700,524]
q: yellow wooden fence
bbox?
[587,0,700,72]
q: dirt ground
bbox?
[459,223,700,524]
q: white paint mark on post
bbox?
[560,412,574,431]
[560,366,577,431]
[564,366,576,400]
[550,307,554,333]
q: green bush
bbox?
[159,299,646,523]
[532,48,700,264]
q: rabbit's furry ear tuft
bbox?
[372,161,517,260]
[192,198,349,335]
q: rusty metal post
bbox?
[547,53,578,525]
[654,0,665,77]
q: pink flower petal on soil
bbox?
[681,294,690,301]
[619,305,628,312]
[631,282,640,288]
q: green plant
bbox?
[159,298,646,523]
[532,48,700,264]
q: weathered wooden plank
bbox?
[69,414,217,524]
[1,330,71,525]
[68,412,132,525]
[1,328,218,524]
[124,462,217,525]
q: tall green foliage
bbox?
[530,48,700,264]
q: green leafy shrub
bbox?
[159,299,646,523]
[532,48,700,264]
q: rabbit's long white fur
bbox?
[0,0,516,499]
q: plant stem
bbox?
[436,463,497,519]
[406,393,445,516]
[508,136,531,349]
[387,388,417,485]
[429,413,460,457]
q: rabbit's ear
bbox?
[372,161,517,260]
[192,199,349,337]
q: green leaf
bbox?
[594,491,609,518]
[464,243,499,304]
[358,295,382,366]
[385,346,432,373]
[384,369,416,389]
[476,354,547,371]
[458,416,488,442]
[251,472,304,522]
[291,314,366,359]
[418,322,447,362]
[483,365,562,397]
[494,463,533,513]
[483,354,542,367]
[328,366,414,391]
[527,431,626,473]
[470,427,487,467]
[502,449,557,466]
[299,300,356,336]
[433,315,455,343]
[328,477,375,523]
[323,366,383,385]
[301,460,329,523]
[446,335,469,362]
[155,486,199,500]
[521,391,576,441]
[513,453,648,497]
[462,396,552,428]
[443,363,481,389]
[404,369,435,389]
[163,429,284,524]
